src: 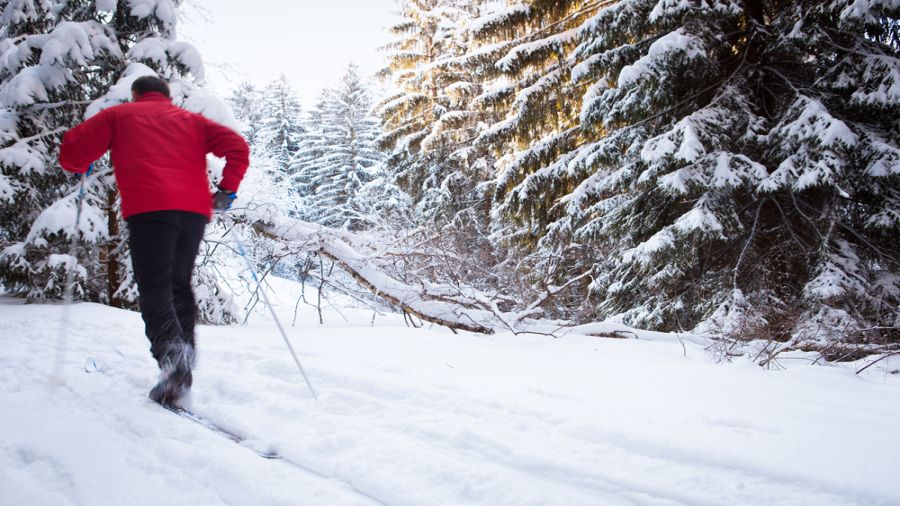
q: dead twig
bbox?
[856,351,900,375]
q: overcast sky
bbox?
[179,0,400,107]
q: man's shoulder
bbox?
[113,98,185,112]
[103,99,199,123]
[95,100,153,117]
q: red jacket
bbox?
[59,92,250,219]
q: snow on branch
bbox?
[617,28,706,88]
[758,96,859,192]
[127,0,177,25]
[0,66,70,106]
[470,3,531,38]
[25,175,108,244]
[497,29,578,73]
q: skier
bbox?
[58,76,250,406]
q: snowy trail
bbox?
[1,296,899,506]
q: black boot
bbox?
[149,341,194,406]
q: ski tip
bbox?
[241,439,282,459]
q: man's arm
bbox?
[58,109,114,173]
[202,117,250,192]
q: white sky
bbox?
[179,0,400,107]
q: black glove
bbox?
[212,189,237,212]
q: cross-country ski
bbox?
[162,405,282,460]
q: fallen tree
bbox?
[229,206,543,334]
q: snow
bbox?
[46,253,87,280]
[0,65,70,106]
[850,53,900,107]
[572,53,603,83]
[0,141,46,174]
[96,0,118,12]
[781,97,858,147]
[1,20,120,76]
[756,96,865,192]
[497,29,578,72]
[622,228,675,265]
[127,0,177,25]
[127,37,169,65]
[127,38,205,81]
[649,0,695,21]
[0,173,14,202]
[469,3,530,34]
[674,206,725,234]
[1,292,899,505]
[838,0,900,22]
[803,240,866,300]
[617,29,705,88]
[866,206,900,228]
[168,40,205,81]
[0,0,44,24]
[24,178,107,243]
[37,21,120,68]
[180,89,240,132]
[648,0,743,22]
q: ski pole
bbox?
[235,227,318,400]
[52,163,92,383]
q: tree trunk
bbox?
[104,189,122,308]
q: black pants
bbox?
[127,211,208,365]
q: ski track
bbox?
[1,297,899,506]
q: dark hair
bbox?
[131,76,170,98]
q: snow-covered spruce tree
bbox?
[227,79,298,216]
[0,0,142,307]
[374,0,513,305]
[376,0,489,226]
[462,0,603,318]
[227,81,264,147]
[289,88,328,219]
[0,0,238,323]
[0,0,100,299]
[294,64,388,230]
[558,0,899,344]
[256,74,303,184]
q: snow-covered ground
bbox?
[1,283,899,506]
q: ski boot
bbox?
[149,341,194,407]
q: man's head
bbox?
[131,76,170,100]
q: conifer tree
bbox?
[227,81,264,146]
[455,0,899,339]
[455,1,602,317]
[376,0,487,225]
[294,64,389,230]
[228,79,299,218]
[256,74,303,183]
[0,0,238,322]
[562,0,900,340]
[290,88,329,218]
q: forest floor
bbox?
[1,279,898,506]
